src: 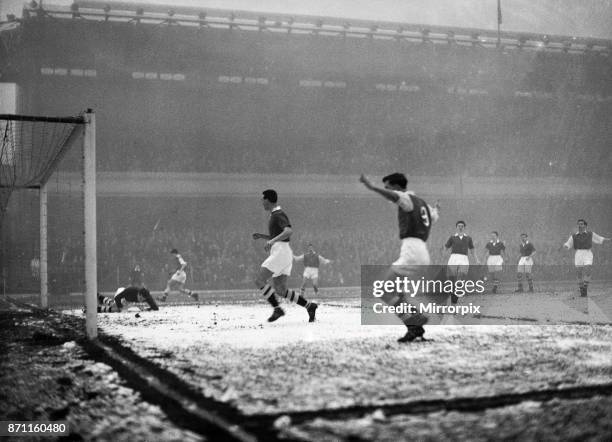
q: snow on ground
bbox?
[65,299,612,415]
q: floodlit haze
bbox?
[2,0,612,38]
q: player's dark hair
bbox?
[577,219,587,225]
[456,220,466,227]
[492,231,499,236]
[262,189,278,203]
[170,248,178,254]
[382,173,408,189]
[520,233,528,237]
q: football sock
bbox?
[283,289,311,308]
[260,284,279,307]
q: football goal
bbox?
[0,110,97,338]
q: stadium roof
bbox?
[74,0,612,40]
[5,1,610,54]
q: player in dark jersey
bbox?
[97,286,158,312]
[294,243,332,297]
[444,221,480,304]
[515,234,536,293]
[483,231,505,293]
[562,219,610,296]
[360,173,440,342]
[253,189,318,322]
[129,264,145,288]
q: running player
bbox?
[444,221,479,304]
[294,243,333,297]
[562,219,610,297]
[359,173,440,343]
[161,249,198,302]
[253,189,318,322]
[483,231,505,293]
[515,233,536,293]
[97,286,158,312]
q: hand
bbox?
[434,200,441,211]
[359,174,373,188]
[252,233,262,240]
[265,240,274,252]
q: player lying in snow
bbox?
[97,286,159,312]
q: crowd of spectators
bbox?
[4,194,612,294]
[10,197,604,293]
[97,90,611,178]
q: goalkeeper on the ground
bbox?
[97,286,159,312]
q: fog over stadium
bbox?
[0,1,611,440]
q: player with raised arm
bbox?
[359,173,440,343]
[562,219,610,297]
[444,221,480,304]
[483,231,505,293]
[253,189,318,322]
[294,243,333,297]
[97,286,158,312]
[515,233,536,293]
[161,249,198,302]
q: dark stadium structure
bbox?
[0,2,611,295]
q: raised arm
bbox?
[359,174,414,211]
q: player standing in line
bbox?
[515,233,536,293]
[444,221,480,304]
[161,249,198,302]
[97,286,158,312]
[293,243,333,297]
[359,173,440,343]
[253,189,318,323]
[562,219,610,297]
[483,231,505,293]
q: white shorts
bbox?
[487,255,503,273]
[170,270,187,284]
[517,256,533,273]
[574,249,593,267]
[447,253,469,277]
[303,267,319,280]
[262,242,293,277]
[392,238,431,266]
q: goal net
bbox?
[0,111,98,338]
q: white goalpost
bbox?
[0,110,98,339]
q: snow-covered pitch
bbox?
[84,291,612,417]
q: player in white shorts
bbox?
[360,172,440,343]
[253,189,318,323]
[483,231,505,293]
[444,221,479,304]
[161,249,198,302]
[515,234,536,293]
[563,219,610,297]
[294,243,332,297]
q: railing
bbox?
[11,1,610,55]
